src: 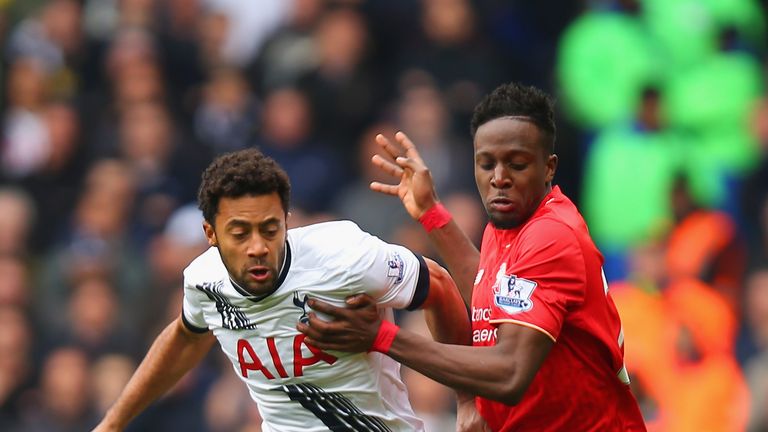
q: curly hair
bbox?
[470,82,556,154]
[197,148,291,224]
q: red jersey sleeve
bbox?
[488,218,585,341]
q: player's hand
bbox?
[297,294,381,352]
[456,394,491,432]
[370,131,440,220]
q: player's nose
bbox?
[490,165,512,189]
[246,235,269,257]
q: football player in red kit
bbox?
[299,83,646,431]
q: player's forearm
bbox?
[99,318,215,429]
[387,332,524,405]
[425,219,480,305]
[422,259,472,346]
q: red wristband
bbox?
[418,203,452,232]
[369,320,400,353]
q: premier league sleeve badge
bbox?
[493,272,537,314]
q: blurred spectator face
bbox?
[119,0,156,28]
[6,57,47,110]
[166,0,203,32]
[203,68,250,114]
[198,11,230,67]
[261,88,311,147]
[0,189,35,255]
[119,101,173,171]
[148,204,208,286]
[40,347,91,423]
[76,160,135,238]
[398,83,448,145]
[421,0,475,45]
[90,354,135,415]
[357,122,398,182]
[0,306,32,400]
[444,192,484,245]
[68,276,118,346]
[746,270,768,348]
[0,256,30,307]
[114,59,165,106]
[2,61,51,177]
[290,0,324,29]
[41,0,82,55]
[106,28,156,77]
[43,101,80,172]
[315,8,367,74]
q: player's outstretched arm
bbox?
[299,295,553,405]
[370,132,479,304]
[93,317,216,431]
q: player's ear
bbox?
[203,221,218,247]
[545,154,558,184]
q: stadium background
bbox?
[0,0,766,430]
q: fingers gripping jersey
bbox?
[182,221,429,432]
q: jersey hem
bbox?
[181,310,210,333]
[489,319,556,342]
[405,254,430,311]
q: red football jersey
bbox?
[471,186,646,431]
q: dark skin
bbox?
[298,118,559,407]
[202,194,288,297]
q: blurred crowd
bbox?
[0,0,766,431]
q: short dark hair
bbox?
[197,148,291,224]
[470,82,556,154]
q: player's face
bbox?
[204,193,287,296]
[474,117,557,229]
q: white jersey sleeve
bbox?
[356,237,430,310]
[181,248,217,333]
[301,221,430,311]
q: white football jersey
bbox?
[182,221,430,432]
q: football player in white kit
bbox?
[93,148,473,432]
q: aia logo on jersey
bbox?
[386,251,405,284]
[492,264,536,314]
[293,292,310,324]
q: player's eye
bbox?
[261,227,279,238]
[231,231,248,239]
[477,159,494,170]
